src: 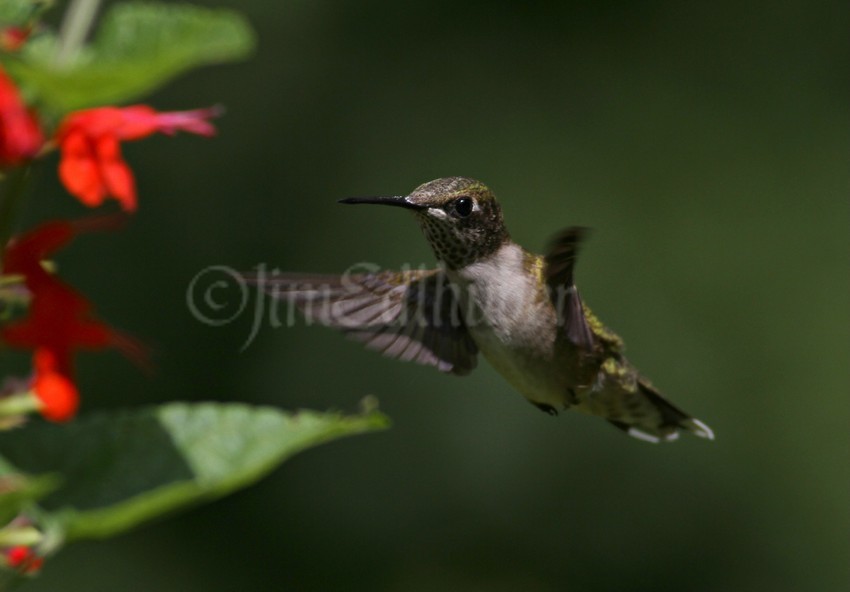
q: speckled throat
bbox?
[415,206,510,269]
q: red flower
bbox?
[1,217,147,421]
[56,105,219,211]
[0,26,31,52]
[31,348,78,422]
[0,67,43,167]
[4,545,43,574]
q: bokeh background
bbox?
[17,0,848,590]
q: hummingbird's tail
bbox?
[607,380,714,443]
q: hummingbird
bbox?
[252,177,713,443]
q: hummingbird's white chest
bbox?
[451,243,573,408]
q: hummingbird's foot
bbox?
[532,402,558,416]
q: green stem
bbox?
[54,0,102,68]
[0,166,33,260]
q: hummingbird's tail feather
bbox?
[680,417,715,440]
[602,379,714,443]
[625,380,713,442]
[607,420,678,444]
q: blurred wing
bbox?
[247,269,478,375]
[543,226,595,352]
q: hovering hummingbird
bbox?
[251,177,713,443]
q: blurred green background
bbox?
[16,0,849,590]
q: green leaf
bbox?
[0,468,59,526]
[5,2,255,112]
[0,402,389,541]
[0,0,50,27]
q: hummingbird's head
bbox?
[340,177,510,269]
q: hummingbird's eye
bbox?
[453,197,473,218]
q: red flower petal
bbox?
[139,106,220,138]
[5,546,44,574]
[94,135,137,211]
[5,546,28,565]
[0,67,43,166]
[2,219,148,421]
[56,104,218,209]
[32,349,79,422]
[2,220,75,280]
[106,105,160,139]
[58,130,106,207]
[0,26,31,52]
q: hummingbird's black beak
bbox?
[338,196,426,211]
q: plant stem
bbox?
[54,0,102,68]
[0,166,32,260]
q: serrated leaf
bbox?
[0,402,389,541]
[5,2,255,112]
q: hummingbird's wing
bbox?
[248,269,478,375]
[543,227,595,352]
